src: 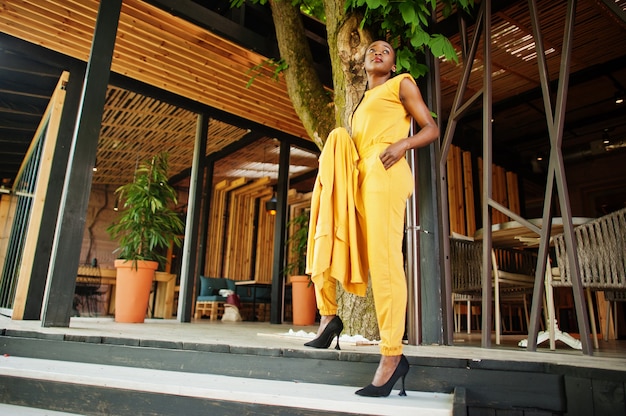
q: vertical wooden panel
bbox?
[473,156,523,231]
[506,171,520,215]
[492,165,508,224]
[477,156,484,216]
[205,178,245,277]
[447,145,465,236]
[223,178,270,280]
[462,150,476,236]
[204,177,311,285]
[254,193,276,284]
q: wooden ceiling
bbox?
[0,0,625,192]
[438,0,626,174]
[0,0,315,189]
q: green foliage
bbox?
[245,58,289,88]
[107,152,185,270]
[233,1,474,80]
[347,0,475,78]
[231,0,325,21]
[284,210,310,277]
[299,0,326,21]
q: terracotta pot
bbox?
[290,275,317,326]
[114,259,158,323]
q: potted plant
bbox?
[107,152,184,323]
[285,209,317,326]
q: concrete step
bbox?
[0,403,83,415]
[0,355,454,415]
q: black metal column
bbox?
[480,0,494,349]
[270,140,290,324]
[415,49,444,346]
[177,114,208,322]
[41,0,122,327]
[21,65,85,320]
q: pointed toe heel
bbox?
[304,316,343,350]
[355,355,409,397]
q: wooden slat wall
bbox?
[493,165,509,224]
[204,178,246,277]
[447,145,466,236]
[254,193,276,284]
[223,178,271,280]
[462,150,477,236]
[0,0,308,146]
[449,149,520,237]
[506,171,520,215]
[204,178,311,284]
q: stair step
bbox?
[0,403,83,415]
[0,355,454,415]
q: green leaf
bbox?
[409,63,429,79]
[410,29,431,49]
[399,2,417,24]
[365,0,385,8]
[107,151,184,269]
[430,33,459,62]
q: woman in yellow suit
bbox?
[305,40,439,397]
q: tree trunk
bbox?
[323,1,378,341]
[269,0,379,341]
[325,7,371,129]
[268,0,334,148]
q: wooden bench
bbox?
[194,301,225,321]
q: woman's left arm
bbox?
[379,78,439,170]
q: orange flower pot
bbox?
[290,275,317,326]
[114,259,158,323]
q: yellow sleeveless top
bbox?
[351,73,415,153]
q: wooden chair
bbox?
[551,207,626,347]
[450,238,536,344]
[604,291,626,341]
[492,247,536,336]
[75,263,107,316]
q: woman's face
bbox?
[364,41,396,75]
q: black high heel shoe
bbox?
[355,354,409,397]
[304,316,343,350]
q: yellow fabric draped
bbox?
[305,128,368,296]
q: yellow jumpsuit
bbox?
[307,74,415,356]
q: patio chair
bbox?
[551,207,626,347]
[450,238,536,344]
[194,276,237,320]
[74,262,106,316]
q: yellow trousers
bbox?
[314,132,414,356]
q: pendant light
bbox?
[262,140,278,215]
[265,193,277,215]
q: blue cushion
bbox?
[197,295,227,302]
[199,276,215,296]
[199,276,236,297]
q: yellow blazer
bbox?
[306,128,368,296]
